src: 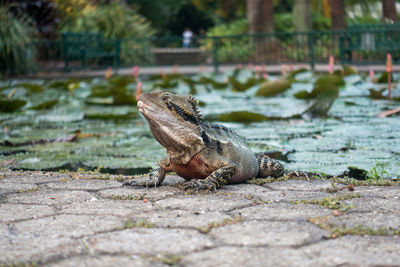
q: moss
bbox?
[246,175,322,186]
[124,219,154,229]
[196,216,242,233]
[255,78,291,97]
[17,188,39,193]
[308,216,400,239]
[141,254,182,266]
[108,194,144,201]
[291,193,362,211]
[331,177,400,186]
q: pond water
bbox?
[1,68,399,178]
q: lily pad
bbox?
[255,79,291,97]
[199,76,227,89]
[29,100,58,110]
[229,77,263,92]
[84,113,137,120]
[0,98,27,112]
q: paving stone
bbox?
[0,214,123,262]
[155,194,253,212]
[60,199,155,217]
[343,196,400,213]
[181,246,314,267]
[265,180,338,191]
[0,182,39,195]
[98,186,182,202]
[5,189,96,206]
[210,220,326,247]
[221,184,331,203]
[132,209,232,228]
[231,203,331,221]
[45,179,121,191]
[329,212,400,230]
[0,203,56,223]
[0,170,70,184]
[350,185,400,199]
[50,255,167,267]
[302,236,400,266]
[85,228,214,255]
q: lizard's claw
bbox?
[183,179,217,192]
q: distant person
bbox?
[182,27,193,48]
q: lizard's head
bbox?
[137,91,204,156]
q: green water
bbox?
[1,69,399,177]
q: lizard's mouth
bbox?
[137,100,149,114]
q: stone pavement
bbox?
[1,169,400,266]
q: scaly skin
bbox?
[123,91,285,191]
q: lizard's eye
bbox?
[161,95,170,101]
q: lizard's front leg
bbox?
[123,158,172,188]
[182,164,235,191]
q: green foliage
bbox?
[59,2,155,65]
[205,18,250,62]
[275,13,294,32]
[367,163,389,180]
[312,11,331,31]
[0,5,37,75]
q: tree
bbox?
[293,0,312,31]
[246,0,274,34]
[382,0,397,22]
[330,0,346,29]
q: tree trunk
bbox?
[247,0,274,34]
[382,0,397,22]
[330,0,346,30]
[293,0,312,31]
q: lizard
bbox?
[124,91,303,191]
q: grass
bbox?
[308,216,400,239]
[195,216,242,234]
[123,219,154,229]
[291,193,362,212]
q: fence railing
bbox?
[27,25,400,73]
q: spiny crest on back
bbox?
[186,95,203,120]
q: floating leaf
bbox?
[84,113,137,120]
[342,65,358,76]
[376,72,397,83]
[301,88,339,118]
[0,98,27,112]
[199,76,227,89]
[255,79,291,97]
[29,100,58,110]
[368,89,386,99]
[15,83,44,94]
[229,77,263,92]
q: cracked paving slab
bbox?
[209,220,327,247]
[0,203,56,223]
[45,179,122,191]
[0,214,124,262]
[49,255,168,267]
[1,170,400,266]
[231,203,332,221]
[84,228,214,255]
[302,235,400,266]
[181,246,316,267]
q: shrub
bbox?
[58,2,155,65]
[0,5,37,75]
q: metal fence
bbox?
[29,25,400,73]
